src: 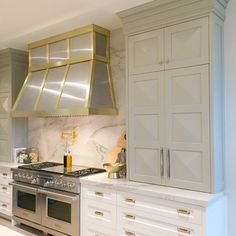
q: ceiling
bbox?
[0,0,153,50]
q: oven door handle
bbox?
[38,189,78,201]
[10,182,38,193]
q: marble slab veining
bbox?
[80,173,224,207]
[28,28,126,168]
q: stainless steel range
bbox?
[11,162,105,236]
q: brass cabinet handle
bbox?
[125,214,135,220]
[1,187,7,191]
[1,204,7,208]
[177,209,191,215]
[126,232,135,236]
[160,148,164,177]
[94,211,104,217]
[95,192,104,197]
[2,173,8,177]
[125,198,135,203]
[167,149,171,178]
[159,60,164,65]
[177,227,191,234]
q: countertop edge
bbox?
[80,173,225,207]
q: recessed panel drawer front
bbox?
[0,199,11,216]
[117,192,202,225]
[0,168,12,178]
[0,186,12,204]
[82,185,116,205]
[117,207,202,236]
[0,183,12,196]
[85,222,115,236]
[84,198,116,229]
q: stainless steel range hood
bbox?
[11,25,118,117]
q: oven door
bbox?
[12,182,41,224]
[39,188,79,236]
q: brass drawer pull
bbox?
[177,209,191,215]
[2,173,8,177]
[94,211,104,217]
[125,214,135,220]
[126,232,135,236]
[177,227,191,234]
[95,192,104,197]
[125,198,135,203]
[1,204,7,208]
[1,187,7,191]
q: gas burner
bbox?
[19,162,62,170]
[65,168,105,177]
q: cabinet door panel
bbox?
[0,140,10,162]
[165,65,210,191]
[128,72,164,184]
[0,118,9,138]
[0,67,10,92]
[165,17,208,69]
[0,94,10,117]
[128,29,164,75]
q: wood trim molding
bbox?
[118,0,229,35]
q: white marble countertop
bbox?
[80,173,224,207]
[0,162,21,168]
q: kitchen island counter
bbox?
[80,172,224,207]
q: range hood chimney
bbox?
[11,25,118,117]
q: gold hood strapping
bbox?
[11,24,118,117]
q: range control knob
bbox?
[31,178,39,185]
[69,183,75,189]
[13,173,19,178]
[55,180,62,187]
[26,174,33,180]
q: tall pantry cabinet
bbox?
[118,0,229,193]
[0,49,28,162]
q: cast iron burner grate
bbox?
[18,162,63,170]
[65,168,105,177]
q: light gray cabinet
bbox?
[119,0,227,193]
[0,49,28,162]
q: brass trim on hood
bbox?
[11,108,118,118]
[11,24,118,117]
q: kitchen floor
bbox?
[0,217,49,236]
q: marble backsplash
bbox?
[28,28,126,168]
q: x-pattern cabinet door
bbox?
[128,29,164,75]
[164,65,211,191]
[128,72,165,184]
[164,17,209,70]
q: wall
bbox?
[224,1,236,235]
[28,28,126,167]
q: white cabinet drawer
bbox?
[0,168,12,178]
[82,185,116,205]
[84,198,116,229]
[0,199,11,216]
[0,183,12,195]
[117,191,202,225]
[85,222,115,236]
[117,207,202,236]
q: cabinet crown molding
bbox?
[0,48,28,65]
[118,0,229,35]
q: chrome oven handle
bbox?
[10,182,38,193]
[38,189,78,201]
